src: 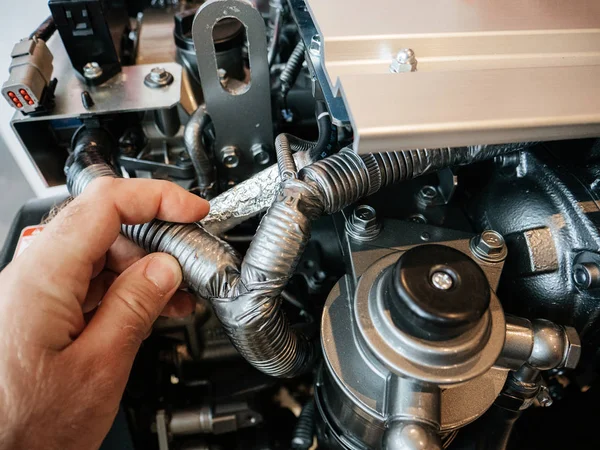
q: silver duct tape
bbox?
[68,164,118,197]
[122,220,241,299]
[183,106,216,194]
[213,179,323,377]
[300,148,371,214]
[201,151,313,235]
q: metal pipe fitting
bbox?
[498,316,581,371]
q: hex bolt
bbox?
[345,205,381,242]
[309,34,321,56]
[470,230,508,263]
[562,326,582,370]
[389,48,417,73]
[251,144,270,166]
[144,67,174,88]
[573,262,600,290]
[431,271,453,290]
[83,62,103,80]
[419,185,438,201]
[536,385,553,408]
[219,146,240,169]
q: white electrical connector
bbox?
[1,38,53,114]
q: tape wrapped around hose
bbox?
[66,127,532,378]
[217,180,323,377]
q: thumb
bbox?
[73,253,183,373]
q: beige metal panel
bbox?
[308,0,600,38]
[339,66,600,153]
[305,0,600,151]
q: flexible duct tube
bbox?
[183,107,216,198]
[66,127,531,378]
[280,40,305,102]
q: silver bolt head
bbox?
[562,326,582,370]
[536,386,553,407]
[419,185,438,200]
[346,205,381,242]
[220,146,240,169]
[150,67,167,82]
[251,144,270,166]
[471,230,508,262]
[83,62,103,79]
[310,34,321,55]
[352,205,377,230]
[390,48,417,73]
[431,271,453,290]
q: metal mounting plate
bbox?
[301,0,600,152]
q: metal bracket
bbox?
[193,0,273,185]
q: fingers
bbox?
[73,253,183,371]
[14,177,209,305]
[83,271,118,313]
[106,235,147,273]
[161,291,196,318]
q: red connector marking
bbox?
[27,101,34,105]
[15,102,23,108]
[19,89,26,95]
[8,91,15,98]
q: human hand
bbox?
[0,177,209,450]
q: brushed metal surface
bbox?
[302,0,600,152]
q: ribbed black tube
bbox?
[280,40,305,100]
[360,143,532,189]
[292,400,316,450]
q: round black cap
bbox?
[387,245,490,341]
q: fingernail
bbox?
[144,255,182,293]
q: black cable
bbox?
[291,400,316,450]
[30,16,56,42]
[310,101,333,160]
[280,40,305,107]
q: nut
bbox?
[562,326,581,370]
[144,67,174,88]
[83,62,103,80]
[345,205,381,242]
[470,230,508,263]
[251,144,270,166]
[219,146,240,169]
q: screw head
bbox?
[390,48,417,73]
[431,271,454,290]
[251,144,270,166]
[310,34,321,56]
[220,146,240,169]
[345,205,381,242]
[150,67,167,82]
[419,185,438,200]
[537,386,553,407]
[144,67,174,88]
[470,230,508,262]
[83,62,103,80]
[573,262,600,290]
